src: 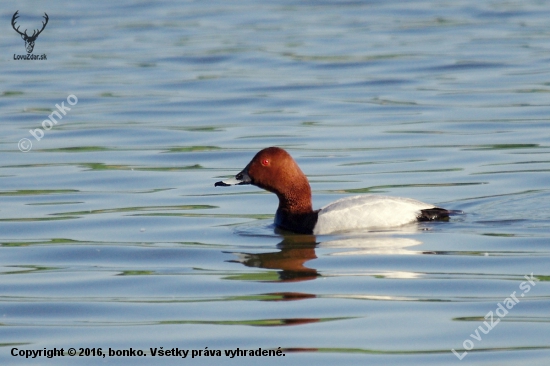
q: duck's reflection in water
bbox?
[225,232,425,328]
[227,227,424,282]
[319,236,422,256]
[227,232,319,282]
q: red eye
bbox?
[261,159,269,166]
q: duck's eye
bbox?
[261,159,270,166]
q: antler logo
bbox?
[12,10,49,54]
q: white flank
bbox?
[313,195,435,235]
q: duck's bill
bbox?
[215,177,245,186]
[214,170,251,187]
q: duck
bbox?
[215,147,449,235]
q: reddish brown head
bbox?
[215,147,313,214]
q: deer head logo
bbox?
[12,10,49,54]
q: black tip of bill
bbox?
[214,181,231,187]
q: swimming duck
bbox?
[215,147,449,234]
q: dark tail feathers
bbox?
[418,208,450,222]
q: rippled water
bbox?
[1,0,550,365]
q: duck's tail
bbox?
[418,207,452,221]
